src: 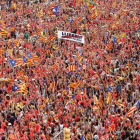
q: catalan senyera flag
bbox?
[36,27,41,35]
[93,95,98,105]
[126,99,140,117]
[0,29,8,36]
[46,49,54,56]
[39,9,43,18]
[51,63,58,69]
[0,20,6,27]
[0,49,4,56]
[117,99,124,107]
[52,81,56,92]
[68,81,81,89]
[50,32,56,41]
[86,0,96,10]
[107,92,112,104]
[18,70,24,77]
[68,65,75,73]
[77,0,82,6]
[91,9,97,19]
[31,53,40,62]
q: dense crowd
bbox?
[0,0,140,140]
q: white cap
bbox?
[8,123,12,126]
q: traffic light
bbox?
[64,128,71,140]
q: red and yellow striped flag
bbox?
[51,63,58,69]
[93,95,98,105]
[68,81,81,89]
[0,20,6,27]
[0,29,8,35]
[52,81,56,92]
[107,92,112,104]
[126,100,140,117]
[8,40,19,48]
[77,52,83,61]
[39,9,43,18]
[68,65,75,72]
[30,53,40,62]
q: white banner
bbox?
[58,31,84,44]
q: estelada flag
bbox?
[48,5,59,16]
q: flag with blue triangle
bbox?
[27,51,31,58]
[107,85,112,92]
[9,60,16,67]
[113,36,117,43]
[66,80,70,94]
[78,64,82,73]
[22,56,27,63]
[13,84,19,92]
[11,42,14,47]
[106,39,109,44]
[49,5,59,16]
[67,70,73,75]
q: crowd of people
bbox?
[0,0,140,139]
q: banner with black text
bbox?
[58,31,85,44]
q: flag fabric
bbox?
[126,99,140,117]
[78,64,82,73]
[86,0,96,10]
[27,52,31,58]
[117,99,124,107]
[93,95,98,105]
[106,39,109,44]
[68,81,81,89]
[107,92,112,104]
[13,84,19,92]
[29,53,40,62]
[22,56,27,63]
[107,85,112,92]
[113,36,117,43]
[51,81,56,92]
[0,49,4,55]
[51,63,58,69]
[66,80,70,94]
[37,33,47,42]
[50,32,56,41]
[77,51,83,61]
[80,136,84,140]
[22,56,34,65]
[77,0,82,6]
[0,29,8,35]
[68,65,75,73]
[38,24,43,30]
[13,83,28,93]
[36,27,41,35]
[73,0,76,7]
[39,10,43,18]
[9,59,23,68]
[48,5,59,16]
[8,40,19,48]
[0,20,6,27]
[67,70,73,75]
